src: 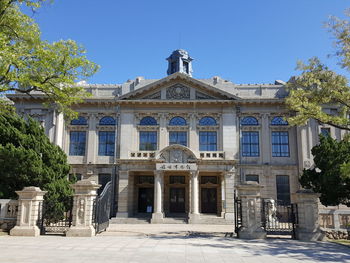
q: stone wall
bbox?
[0,199,18,232]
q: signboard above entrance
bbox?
[156,163,197,171]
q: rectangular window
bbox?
[199,131,217,151]
[69,131,86,156]
[242,131,259,157]
[98,131,115,156]
[320,128,330,137]
[169,131,187,146]
[272,131,290,157]
[276,175,290,204]
[98,174,111,195]
[245,174,259,183]
[139,131,157,151]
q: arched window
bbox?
[241,116,258,126]
[140,116,157,126]
[71,116,87,125]
[199,116,217,126]
[169,116,186,126]
[271,116,288,126]
[99,116,116,126]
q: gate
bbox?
[94,181,113,234]
[38,197,73,235]
[261,199,298,238]
[234,191,242,234]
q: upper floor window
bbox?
[199,116,217,126]
[98,131,115,156]
[99,116,116,126]
[271,116,288,126]
[169,131,187,146]
[320,128,330,137]
[242,131,259,157]
[169,116,186,126]
[69,131,86,156]
[199,131,217,151]
[241,116,258,126]
[140,116,157,126]
[140,131,157,151]
[71,116,87,125]
[272,131,290,157]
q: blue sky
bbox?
[32,0,349,84]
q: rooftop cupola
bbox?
[166,49,193,76]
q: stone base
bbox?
[10,226,40,237]
[151,212,164,224]
[188,213,200,224]
[224,212,234,221]
[296,230,326,241]
[238,227,266,239]
[66,226,95,237]
[116,212,129,218]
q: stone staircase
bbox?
[109,215,232,225]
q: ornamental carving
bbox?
[158,145,196,163]
[166,84,190,100]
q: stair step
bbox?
[109,218,150,224]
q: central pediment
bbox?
[118,72,240,101]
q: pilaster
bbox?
[223,170,235,221]
[116,170,129,218]
[86,113,97,164]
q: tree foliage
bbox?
[0,111,74,219]
[286,12,350,130]
[0,0,99,118]
[300,135,350,206]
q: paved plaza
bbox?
[0,233,349,263]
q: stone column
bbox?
[224,170,235,221]
[10,187,47,237]
[189,171,200,223]
[294,189,325,241]
[236,182,266,239]
[116,170,129,218]
[151,171,164,223]
[66,180,100,237]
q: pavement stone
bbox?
[0,234,349,263]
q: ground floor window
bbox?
[276,175,290,204]
[245,174,259,183]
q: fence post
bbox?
[10,187,47,237]
[236,182,266,239]
[294,189,325,241]
[66,180,101,237]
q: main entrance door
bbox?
[169,187,185,213]
[138,188,154,213]
[201,188,217,214]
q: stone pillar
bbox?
[116,170,129,218]
[294,189,325,241]
[86,113,97,164]
[10,187,47,237]
[189,171,200,223]
[151,171,164,223]
[66,180,100,237]
[224,170,235,221]
[236,182,266,239]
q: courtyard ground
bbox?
[0,233,349,263]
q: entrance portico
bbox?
[116,145,236,224]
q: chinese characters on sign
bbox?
[156,163,197,171]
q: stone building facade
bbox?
[7,49,345,224]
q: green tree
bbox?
[0,0,99,118]
[286,13,350,130]
[300,135,350,206]
[0,111,74,220]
